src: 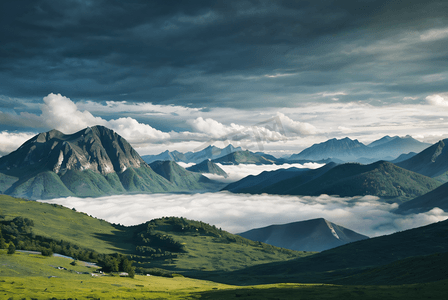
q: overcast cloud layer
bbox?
[41,193,448,237]
[2,1,448,156]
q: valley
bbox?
[0,126,447,299]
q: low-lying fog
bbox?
[41,192,448,237]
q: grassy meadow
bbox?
[2,250,446,300]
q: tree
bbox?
[128,267,135,278]
[0,236,5,249]
[0,229,6,249]
[7,242,15,254]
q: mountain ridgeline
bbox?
[224,161,441,202]
[142,144,243,164]
[186,159,229,178]
[289,136,430,163]
[397,139,448,182]
[238,218,369,252]
[0,126,220,199]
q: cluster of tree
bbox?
[132,218,187,259]
[99,253,135,278]
[141,217,299,256]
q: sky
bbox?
[2,1,448,157]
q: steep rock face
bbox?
[0,126,144,175]
[238,218,368,252]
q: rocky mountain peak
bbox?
[0,125,146,175]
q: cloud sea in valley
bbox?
[41,192,448,238]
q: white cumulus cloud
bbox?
[0,131,36,156]
[276,112,317,135]
[37,93,172,144]
[426,94,448,107]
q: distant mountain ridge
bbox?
[224,161,441,202]
[149,160,224,191]
[222,163,337,194]
[397,139,448,182]
[289,135,430,163]
[238,218,368,252]
[0,126,221,199]
[142,144,243,164]
[186,159,228,178]
[211,150,276,165]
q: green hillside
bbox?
[202,219,448,285]
[0,195,308,275]
[3,251,446,300]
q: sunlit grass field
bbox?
[0,195,132,254]
[1,250,447,300]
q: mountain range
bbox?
[142,144,243,164]
[224,161,441,202]
[238,218,368,252]
[223,163,337,194]
[0,126,221,199]
[289,135,430,163]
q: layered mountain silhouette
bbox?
[397,181,448,214]
[224,161,440,202]
[397,139,448,182]
[142,144,242,164]
[238,218,368,252]
[212,150,276,165]
[186,159,228,178]
[0,126,220,199]
[149,160,224,190]
[289,135,430,163]
[223,163,336,194]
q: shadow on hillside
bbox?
[92,227,136,255]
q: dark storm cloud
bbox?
[1,0,448,107]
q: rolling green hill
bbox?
[202,218,448,285]
[0,195,308,275]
